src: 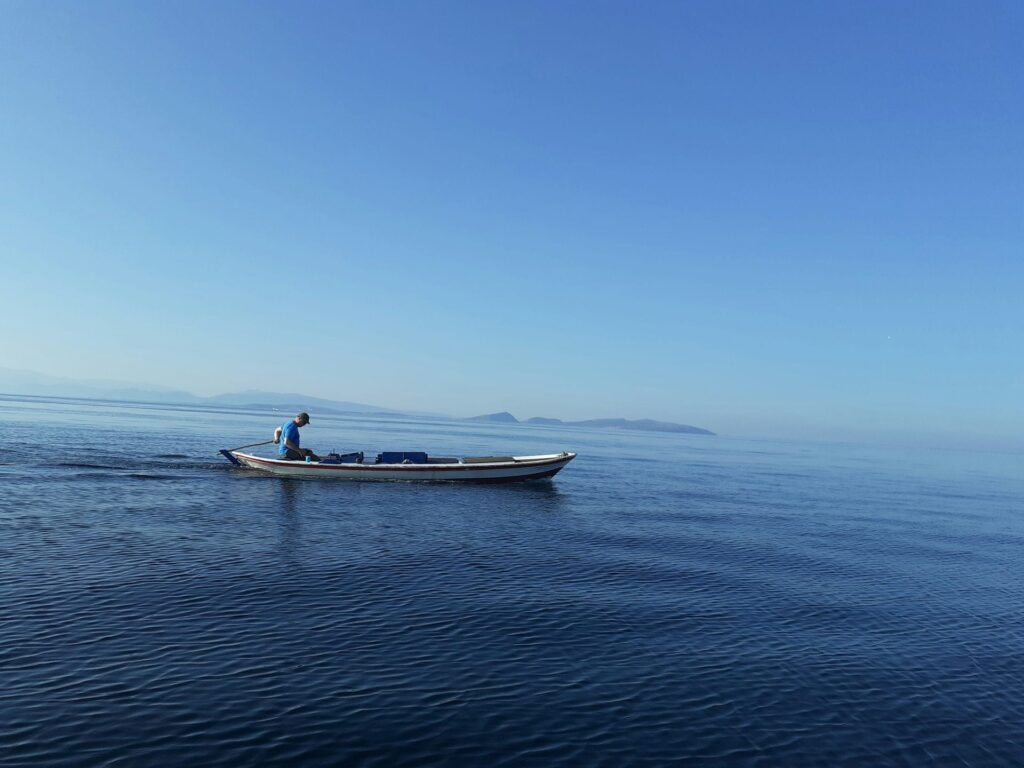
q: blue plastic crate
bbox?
[376,451,428,464]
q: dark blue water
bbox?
[2,395,1022,766]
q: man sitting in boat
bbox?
[273,412,320,461]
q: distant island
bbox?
[467,412,714,435]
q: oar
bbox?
[226,439,276,452]
[220,439,276,466]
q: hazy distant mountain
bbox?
[0,367,200,403]
[0,368,396,415]
[2,368,714,434]
[474,412,714,435]
[467,411,520,423]
[205,390,385,414]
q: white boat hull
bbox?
[227,451,576,483]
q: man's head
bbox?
[295,412,310,426]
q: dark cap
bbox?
[296,412,310,424]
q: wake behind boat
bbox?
[220,448,576,483]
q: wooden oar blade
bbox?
[219,449,243,466]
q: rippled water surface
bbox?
[2,395,1022,766]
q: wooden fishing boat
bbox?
[220,448,576,483]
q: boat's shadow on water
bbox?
[457,478,570,512]
[273,475,568,515]
[268,477,568,562]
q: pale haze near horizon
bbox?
[1,2,1021,446]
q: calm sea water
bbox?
[1,395,1022,767]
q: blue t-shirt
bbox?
[278,420,300,455]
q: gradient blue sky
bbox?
[2,1,1021,443]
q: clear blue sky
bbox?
[1,1,1021,443]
